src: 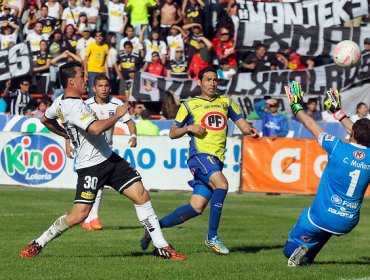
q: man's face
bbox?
[134,104,145,115]
[71,67,87,94]
[175,49,183,59]
[364,43,370,52]
[34,23,43,34]
[152,53,160,62]
[124,44,132,54]
[84,0,91,7]
[358,104,369,116]
[95,32,104,43]
[70,0,77,6]
[219,28,230,42]
[267,103,278,113]
[20,81,30,92]
[307,102,317,112]
[93,79,110,100]
[256,47,266,58]
[83,31,90,39]
[40,41,47,50]
[41,7,48,17]
[126,28,134,38]
[198,71,218,98]
[3,7,10,14]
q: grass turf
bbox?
[1,186,370,280]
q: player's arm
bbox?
[234,118,259,138]
[65,138,74,159]
[88,105,128,135]
[126,119,137,147]
[41,115,70,139]
[169,124,205,139]
[284,81,324,140]
[324,88,354,135]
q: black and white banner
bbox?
[237,0,369,27]
[0,43,32,81]
[131,53,370,102]
[236,23,370,55]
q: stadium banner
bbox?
[0,132,241,192]
[241,137,370,195]
[236,23,370,55]
[0,43,32,81]
[236,0,369,27]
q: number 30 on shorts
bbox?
[83,176,98,190]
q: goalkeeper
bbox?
[283,82,370,267]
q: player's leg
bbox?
[284,207,332,266]
[82,188,104,230]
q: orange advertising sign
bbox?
[241,137,370,195]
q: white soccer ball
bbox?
[332,40,361,68]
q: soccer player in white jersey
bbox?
[76,73,137,230]
[20,61,186,261]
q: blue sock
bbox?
[208,188,227,240]
[159,204,200,228]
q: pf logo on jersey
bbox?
[201,111,227,131]
[353,150,365,160]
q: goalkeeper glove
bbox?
[284,81,304,116]
[324,88,347,121]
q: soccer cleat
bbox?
[288,245,309,267]
[140,228,152,251]
[153,245,186,261]
[90,218,103,230]
[82,222,93,230]
[205,235,230,255]
[20,240,43,258]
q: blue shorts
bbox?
[284,207,332,262]
[187,154,223,200]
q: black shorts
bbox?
[74,153,142,204]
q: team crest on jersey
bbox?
[221,102,228,111]
[201,111,227,131]
[331,195,342,204]
[353,150,365,160]
[325,134,335,141]
[109,110,115,116]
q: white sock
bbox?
[134,201,168,248]
[84,189,103,223]
[35,214,70,247]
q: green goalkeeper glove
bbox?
[284,81,304,116]
[324,88,347,121]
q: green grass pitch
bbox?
[1,186,370,280]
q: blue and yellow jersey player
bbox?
[284,82,370,267]
[140,66,259,254]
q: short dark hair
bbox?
[94,73,109,86]
[198,66,217,81]
[41,5,48,9]
[59,61,83,89]
[352,118,370,147]
[141,109,151,120]
[124,41,133,48]
[219,59,229,66]
[307,98,318,105]
[356,102,367,112]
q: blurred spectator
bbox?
[33,99,47,117]
[136,109,160,136]
[76,12,92,34]
[215,0,236,40]
[363,38,370,53]
[106,33,119,93]
[3,79,35,115]
[76,27,95,60]
[45,0,63,21]
[217,59,236,79]
[0,95,6,113]
[63,24,80,53]
[117,41,142,94]
[350,102,370,122]
[305,98,322,121]
[48,29,65,93]
[143,51,167,76]
[26,21,45,52]
[81,0,98,30]
[0,21,19,49]
[285,47,314,70]
[84,30,109,96]
[132,102,146,120]
[119,25,144,56]
[125,0,158,38]
[108,0,128,49]
[61,0,81,32]
[167,46,188,78]
[3,0,23,18]
[21,1,39,36]
[241,44,270,73]
[212,27,237,68]
[254,98,289,139]
[156,0,182,40]
[182,0,205,25]
[37,5,57,40]
[0,6,17,24]
[166,25,186,60]
[187,35,212,79]
[160,90,179,119]
[140,26,167,64]
[32,39,51,94]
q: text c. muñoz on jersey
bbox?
[174,95,243,162]
[308,133,370,235]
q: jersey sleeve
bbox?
[44,99,59,120]
[69,100,97,131]
[174,102,189,127]
[318,132,340,158]
[228,98,244,122]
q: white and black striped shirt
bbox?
[8,89,32,115]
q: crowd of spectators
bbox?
[0,0,369,124]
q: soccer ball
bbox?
[332,40,361,68]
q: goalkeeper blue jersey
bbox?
[308,133,370,235]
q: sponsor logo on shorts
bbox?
[353,150,365,160]
[1,135,66,184]
[81,191,95,200]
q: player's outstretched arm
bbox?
[234,118,259,138]
[284,81,324,140]
[324,88,354,135]
[169,124,206,139]
[88,105,128,135]
[41,116,69,139]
